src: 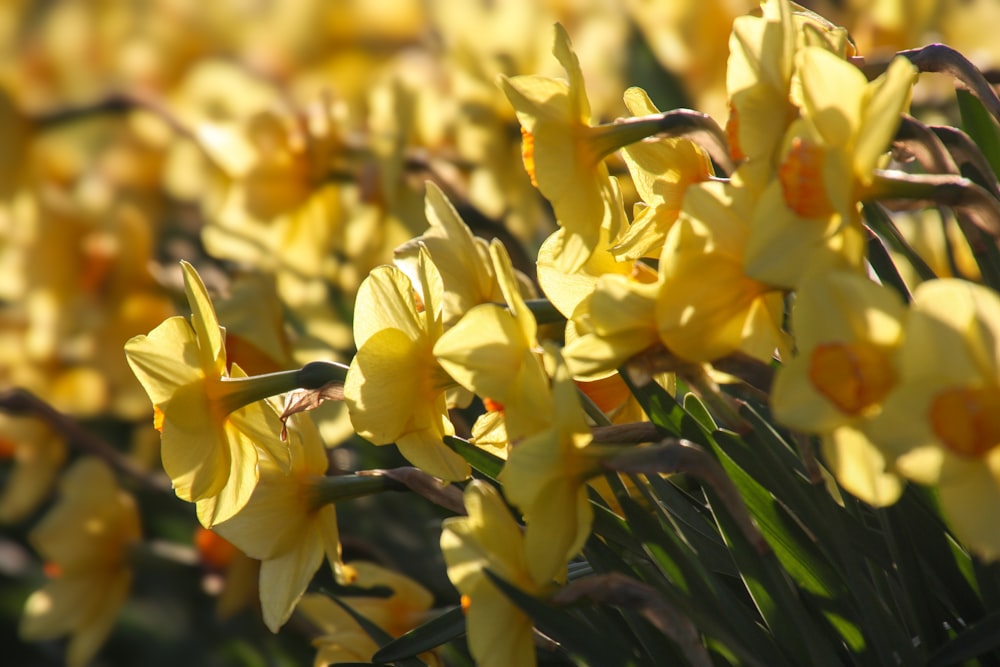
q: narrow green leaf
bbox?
[957,89,1000,179]
[617,495,786,667]
[928,610,1000,666]
[443,435,503,480]
[373,607,465,663]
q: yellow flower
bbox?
[613,87,713,261]
[395,182,508,329]
[212,410,345,632]
[500,24,637,272]
[562,261,661,379]
[297,561,437,666]
[744,48,917,288]
[434,240,552,442]
[657,178,788,364]
[20,458,140,667]
[125,261,294,525]
[869,279,1000,559]
[725,0,852,167]
[0,414,67,524]
[344,248,470,481]
[440,480,544,667]
[771,271,906,506]
[500,347,598,585]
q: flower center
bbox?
[778,137,834,218]
[930,386,1000,459]
[808,341,895,415]
[520,127,539,188]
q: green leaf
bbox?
[372,607,466,663]
[616,495,786,667]
[620,373,688,437]
[443,435,503,480]
[957,89,1000,179]
[928,609,1000,666]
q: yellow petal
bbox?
[258,529,324,632]
[396,425,468,482]
[345,328,424,445]
[352,267,422,350]
[821,426,903,507]
[180,260,227,378]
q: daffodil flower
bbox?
[501,24,668,272]
[344,248,470,481]
[298,560,437,665]
[657,178,789,364]
[561,262,661,379]
[869,279,1000,559]
[500,347,599,585]
[440,480,544,667]
[211,410,345,632]
[435,240,552,442]
[20,458,140,667]
[771,271,905,505]
[0,414,66,524]
[744,47,917,288]
[395,182,508,329]
[125,261,300,525]
[614,87,713,261]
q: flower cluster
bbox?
[7,0,1000,665]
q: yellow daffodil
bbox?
[562,260,661,379]
[20,458,140,667]
[440,480,544,667]
[614,87,713,261]
[212,410,345,632]
[395,182,507,329]
[536,187,631,322]
[725,0,852,168]
[0,414,66,524]
[771,271,906,505]
[657,178,788,364]
[500,24,645,272]
[345,248,469,481]
[125,261,295,525]
[744,47,917,288]
[500,347,598,584]
[434,240,552,442]
[298,560,437,665]
[869,279,1000,559]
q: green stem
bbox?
[308,473,406,510]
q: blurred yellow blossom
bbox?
[20,458,140,667]
[870,280,1000,559]
[771,270,905,505]
[298,561,437,666]
[0,414,66,524]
